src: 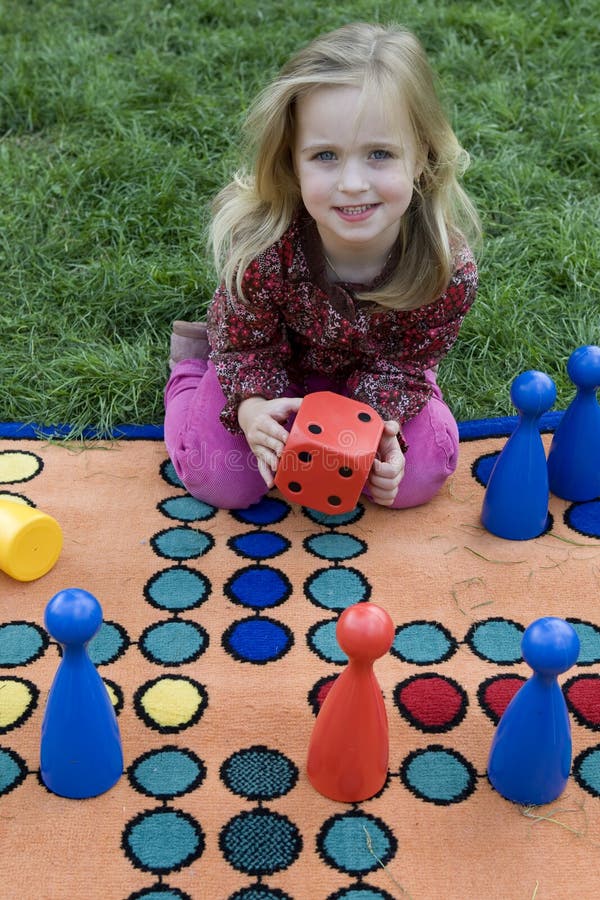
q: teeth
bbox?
[339,205,373,215]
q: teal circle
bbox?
[128,890,190,900]
[158,496,215,522]
[0,747,27,795]
[568,620,600,664]
[123,809,204,873]
[303,506,364,526]
[160,459,184,488]
[0,622,47,667]
[305,568,370,610]
[401,747,476,804]
[308,620,346,664]
[318,812,396,875]
[220,809,302,875]
[129,748,205,799]
[304,533,366,561]
[221,747,298,800]
[151,527,214,561]
[330,889,396,900]
[88,621,129,665]
[145,566,210,611]
[574,746,600,796]
[230,887,292,900]
[467,619,524,663]
[392,622,456,664]
[140,620,207,665]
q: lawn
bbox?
[1,0,598,436]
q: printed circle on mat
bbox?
[465,618,524,664]
[232,496,290,526]
[564,500,600,539]
[222,618,293,664]
[307,619,346,664]
[229,886,292,900]
[225,566,292,610]
[0,677,38,733]
[391,621,457,665]
[0,746,27,796]
[0,492,33,506]
[128,886,193,900]
[159,459,184,489]
[133,675,207,733]
[150,526,214,561]
[317,811,396,876]
[303,533,367,561]
[88,621,130,666]
[104,679,124,715]
[228,531,290,561]
[567,619,600,665]
[220,746,299,801]
[572,745,600,797]
[129,746,206,799]
[0,622,48,667]
[139,620,208,666]
[471,451,499,487]
[477,674,526,725]
[122,808,204,873]
[564,674,600,729]
[144,566,211,612]
[303,506,365,527]
[327,887,397,900]
[394,674,468,733]
[305,567,371,611]
[0,451,43,484]
[219,808,302,875]
[400,745,477,805]
[308,674,338,715]
[158,495,216,523]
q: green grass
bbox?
[1,0,598,435]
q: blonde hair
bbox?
[210,22,480,310]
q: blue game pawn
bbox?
[488,617,580,805]
[547,345,600,501]
[481,370,556,540]
[40,588,123,799]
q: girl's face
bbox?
[293,84,421,268]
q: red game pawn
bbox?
[307,602,395,802]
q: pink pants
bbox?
[164,360,459,510]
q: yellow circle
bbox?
[139,677,205,728]
[0,452,42,485]
[0,493,30,505]
[0,678,35,729]
[105,681,119,709]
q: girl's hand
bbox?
[368,420,405,506]
[238,396,303,487]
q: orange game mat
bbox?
[1,432,599,900]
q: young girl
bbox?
[165,22,479,510]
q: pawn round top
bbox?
[566,345,600,390]
[510,371,557,417]
[336,602,395,662]
[521,616,580,676]
[44,588,103,646]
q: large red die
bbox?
[274,391,384,514]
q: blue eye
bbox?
[315,150,336,161]
[371,149,392,160]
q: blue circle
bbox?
[219,809,302,875]
[145,566,210,611]
[305,567,370,610]
[565,500,600,538]
[329,889,396,900]
[0,747,27,795]
[129,748,205,799]
[304,533,366,561]
[401,746,476,804]
[123,809,204,873]
[391,622,456,665]
[158,496,215,522]
[88,621,129,665]
[228,531,290,561]
[223,618,293,664]
[303,507,364,527]
[466,619,524,664]
[318,812,396,875]
[568,620,600,664]
[225,566,292,610]
[472,453,499,487]
[574,745,600,796]
[307,619,347,664]
[221,747,298,800]
[233,497,290,526]
[140,621,208,665]
[0,622,47,667]
[151,527,214,561]
[128,889,191,900]
[160,459,184,488]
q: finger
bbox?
[257,457,275,488]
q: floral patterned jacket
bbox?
[207,211,478,445]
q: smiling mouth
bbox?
[336,204,378,216]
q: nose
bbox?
[337,158,369,193]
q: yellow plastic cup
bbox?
[0,497,63,581]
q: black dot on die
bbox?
[288,482,302,493]
[298,452,312,463]
[358,412,371,422]
[308,424,322,434]
[339,467,353,478]
[327,496,342,506]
